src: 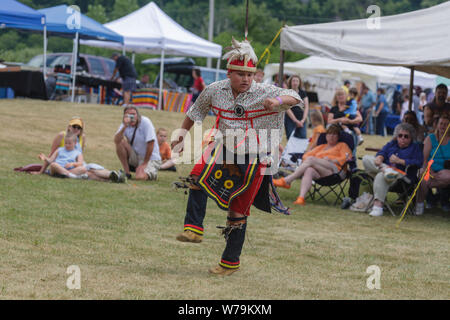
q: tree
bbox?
[86,4,108,24]
[111,0,139,20]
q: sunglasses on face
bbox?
[72,125,82,130]
[398,134,409,139]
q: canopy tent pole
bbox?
[70,31,79,103]
[131,52,135,65]
[43,24,47,80]
[278,49,285,87]
[408,67,414,111]
[158,49,165,111]
[122,44,126,55]
[215,58,220,81]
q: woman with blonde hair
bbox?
[49,116,86,156]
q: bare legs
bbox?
[48,162,87,177]
[115,138,132,175]
[282,157,336,197]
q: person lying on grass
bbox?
[38,132,88,179]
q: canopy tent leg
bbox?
[278,49,285,87]
[43,25,47,80]
[71,32,79,103]
[408,67,414,111]
[215,58,220,82]
[158,49,165,111]
[122,44,126,56]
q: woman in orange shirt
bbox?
[274,124,351,205]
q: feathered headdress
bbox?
[223,37,258,72]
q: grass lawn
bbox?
[0,99,448,300]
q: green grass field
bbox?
[0,99,448,299]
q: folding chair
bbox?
[362,165,419,216]
[278,131,309,172]
[306,131,356,206]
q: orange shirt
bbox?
[302,142,351,170]
[309,125,326,146]
[159,141,171,161]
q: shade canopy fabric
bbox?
[264,56,438,91]
[280,2,450,78]
[81,2,222,58]
[0,0,45,30]
[35,5,123,43]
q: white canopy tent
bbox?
[81,1,222,110]
[281,2,450,77]
[279,2,450,107]
[264,56,438,103]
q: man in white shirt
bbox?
[114,106,161,180]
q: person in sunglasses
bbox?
[361,123,423,217]
[49,117,86,156]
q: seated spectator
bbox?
[362,123,423,217]
[305,109,326,152]
[415,115,450,214]
[49,117,85,155]
[38,133,88,179]
[273,124,352,206]
[46,117,125,183]
[157,128,176,171]
[402,111,426,144]
[328,88,363,152]
[114,106,161,181]
[424,83,450,133]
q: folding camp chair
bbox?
[306,131,356,206]
[278,131,309,172]
[361,165,419,216]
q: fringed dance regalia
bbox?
[176,37,302,274]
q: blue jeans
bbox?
[284,117,307,139]
[376,110,388,136]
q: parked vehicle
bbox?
[142,57,227,92]
[27,53,116,79]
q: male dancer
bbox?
[172,38,302,275]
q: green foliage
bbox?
[110,0,140,20]
[86,4,108,24]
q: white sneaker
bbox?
[415,203,424,216]
[369,206,383,217]
[358,135,364,145]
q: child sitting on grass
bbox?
[38,132,88,179]
[157,127,177,171]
